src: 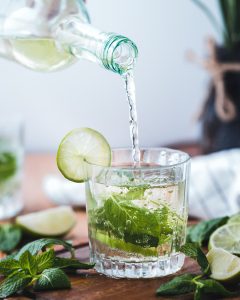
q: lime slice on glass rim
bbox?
[207,248,240,283]
[57,128,111,182]
[228,214,240,225]
[209,223,240,254]
[16,206,76,237]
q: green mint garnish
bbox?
[0,271,32,298]
[90,195,184,254]
[0,152,17,181]
[157,242,239,299]
[15,238,74,259]
[34,268,71,291]
[0,238,94,298]
[180,243,210,275]
[156,274,196,295]
[0,224,22,253]
[187,216,229,246]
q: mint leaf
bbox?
[187,216,229,246]
[180,243,210,275]
[53,257,94,270]
[0,152,17,181]
[0,258,20,276]
[156,274,196,296]
[199,279,237,297]
[0,271,32,298]
[15,238,74,259]
[90,197,182,249]
[19,251,38,276]
[0,224,22,253]
[34,268,71,291]
[119,186,148,200]
[36,249,55,273]
[194,286,203,300]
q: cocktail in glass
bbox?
[85,148,190,278]
[0,118,24,219]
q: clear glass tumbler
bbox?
[0,118,24,219]
[85,148,190,279]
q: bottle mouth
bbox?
[102,34,138,75]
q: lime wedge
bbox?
[16,206,76,237]
[207,248,240,283]
[57,128,111,182]
[228,213,240,224]
[209,223,240,254]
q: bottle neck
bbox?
[55,17,138,75]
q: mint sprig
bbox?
[180,243,210,275]
[0,238,94,298]
[156,242,239,299]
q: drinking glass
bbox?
[0,118,24,219]
[85,148,190,279]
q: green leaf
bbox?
[19,251,38,276]
[194,286,203,300]
[0,271,32,298]
[199,279,237,297]
[0,258,20,276]
[53,257,94,270]
[156,274,195,296]
[15,238,74,259]
[187,217,229,246]
[90,196,183,249]
[191,0,224,39]
[119,185,148,200]
[34,268,71,291]
[0,152,17,181]
[36,249,55,273]
[180,243,210,275]
[0,224,22,253]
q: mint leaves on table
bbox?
[15,238,74,259]
[156,242,238,299]
[180,243,210,275]
[34,268,71,291]
[187,216,229,246]
[0,224,22,253]
[0,238,94,298]
[156,274,196,295]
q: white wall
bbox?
[0,0,221,152]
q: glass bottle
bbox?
[0,0,138,74]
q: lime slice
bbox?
[16,206,76,237]
[228,214,240,224]
[207,248,240,283]
[209,223,240,254]
[57,128,111,182]
[94,231,158,257]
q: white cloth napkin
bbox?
[189,149,240,220]
[43,175,86,207]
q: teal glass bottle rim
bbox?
[102,34,138,75]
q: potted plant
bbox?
[191,0,240,153]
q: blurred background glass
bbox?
[0,117,24,219]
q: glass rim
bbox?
[86,147,191,171]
